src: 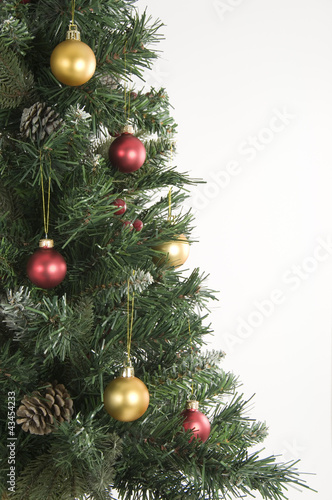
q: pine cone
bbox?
[20,102,62,142]
[99,74,118,89]
[16,381,74,435]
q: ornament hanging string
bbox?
[126,78,131,123]
[71,0,75,26]
[123,42,131,122]
[168,187,172,221]
[127,279,135,364]
[168,144,175,222]
[188,318,194,397]
[39,152,51,239]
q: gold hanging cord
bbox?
[127,279,135,364]
[71,0,75,25]
[168,187,172,221]
[167,143,174,221]
[40,152,51,239]
[188,318,194,396]
[123,41,131,122]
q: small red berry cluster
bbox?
[112,199,143,231]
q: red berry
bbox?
[113,199,126,215]
[133,219,143,231]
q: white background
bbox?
[135,0,332,498]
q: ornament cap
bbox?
[123,124,134,134]
[66,23,81,41]
[121,362,135,378]
[186,400,199,410]
[39,238,54,249]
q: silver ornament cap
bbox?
[123,124,134,134]
[186,400,199,410]
[121,361,135,378]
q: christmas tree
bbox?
[0,1,311,499]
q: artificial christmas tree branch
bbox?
[0,1,312,499]
[0,39,34,109]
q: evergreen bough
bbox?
[0,1,311,499]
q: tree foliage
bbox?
[0,1,310,499]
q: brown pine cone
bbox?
[16,381,74,435]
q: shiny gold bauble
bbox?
[152,233,190,268]
[104,375,150,422]
[50,39,96,86]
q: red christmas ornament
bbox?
[113,198,127,215]
[181,400,210,443]
[27,239,67,289]
[109,125,146,173]
[133,219,143,231]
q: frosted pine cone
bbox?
[20,102,62,142]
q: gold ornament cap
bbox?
[39,238,54,248]
[66,23,81,41]
[123,124,134,134]
[186,400,199,410]
[121,362,135,378]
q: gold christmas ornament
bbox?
[152,233,190,268]
[50,24,96,86]
[104,364,149,422]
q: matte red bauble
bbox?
[27,239,67,289]
[133,219,143,231]
[181,400,210,443]
[113,198,127,215]
[109,127,146,173]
